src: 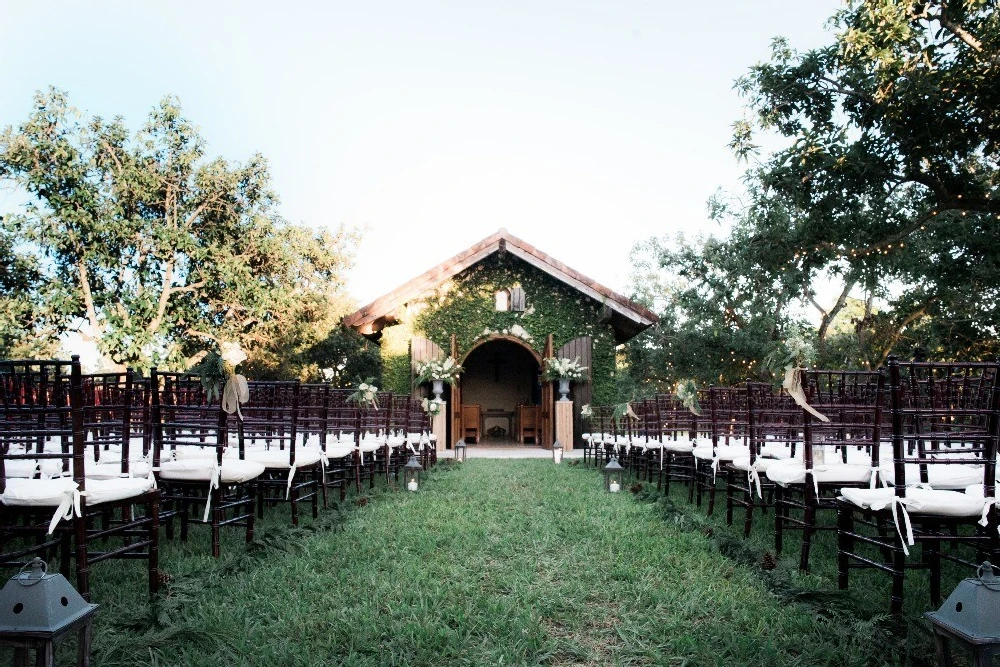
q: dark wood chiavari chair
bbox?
[0,358,160,599]
[151,369,262,558]
[837,357,1000,613]
[763,370,884,570]
[240,381,323,525]
[694,386,750,515]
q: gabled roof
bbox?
[344,229,658,344]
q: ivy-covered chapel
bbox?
[344,229,656,447]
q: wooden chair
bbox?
[518,405,540,444]
[240,381,323,526]
[462,404,481,443]
[837,358,1000,613]
[764,370,884,569]
[151,370,263,558]
[0,359,160,599]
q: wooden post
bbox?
[541,334,554,447]
[555,399,574,451]
[432,409,447,453]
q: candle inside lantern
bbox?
[407,480,418,492]
[609,481,620,493]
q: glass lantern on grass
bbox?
[404,456,422,491]
[552,441,563,464]
[603,457,624,492]
[455,440,467,463]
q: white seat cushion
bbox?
[662,439,695,454]
[86,477,156,505]
[244,449,323,470]
[730,456,780,473]
[1,478,79,506]
[841,486,986,517]
[171,445,221,461]
[0,477,154,508]
[692,446,714,461]
[87,461,152,480]
[4,460,40,479]
[766,458,871,487]
[324,444,356,459]
[159,459,265,484]
[881,463,983,490]
[761,443,795,460]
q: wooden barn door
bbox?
[409,337,445,396]
[541,335,554,447]
[557,336,593,448]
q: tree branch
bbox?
[77,261,102,340]
[147,259,174,335]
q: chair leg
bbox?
[837,504,852,590]
[743,484,754,539]
[724,468,734,526]
[148,494,160,596]
[774,486,784,554]
[246,482,257,545]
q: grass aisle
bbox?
[79,460,922,666]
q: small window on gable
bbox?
[510,287,526,312]
[495,289,510,311]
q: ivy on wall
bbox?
[377,254,619,404]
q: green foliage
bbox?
[0,88,358,370]
[0,224,56,358]
[627,1,1000,387]
[411,254,618,403]
[187,352,228,402]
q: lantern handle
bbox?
[977,561,1000,590]
[16,557,47,587]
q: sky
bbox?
[0,0,842,309]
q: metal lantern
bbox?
[0,557,99,665]
[455,439,468,463]
[552,441,564,464]
[603,457,624,493]
[925,562,1000,665]
[404,455,423,491]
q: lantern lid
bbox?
[553,441,564,450]
[925,562,1000,642]
[603,457,623,472]
[0,558,98,635]
[404,456,423,471]
[455,439,467,449]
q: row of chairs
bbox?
[584,357,1000,614]
[0,357,437,600]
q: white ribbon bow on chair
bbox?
[221,374,250,420]
[980,497,1000,535]
[783,367,830,423]
[48,486,84,535]
[202,462,221,523]
[869,494,915,556]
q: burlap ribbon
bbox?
[782,367,829,422]
[221,374,249,420]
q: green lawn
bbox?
[16,460,944,666]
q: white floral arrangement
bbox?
[541,356,588,382]
[415,357,464,386]
[580,403,593,418]
[347,379,379,409]
[421,397,445,417]
[674,379,702,416]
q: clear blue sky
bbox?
[1,0,841,306]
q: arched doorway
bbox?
[460,336,542,444]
